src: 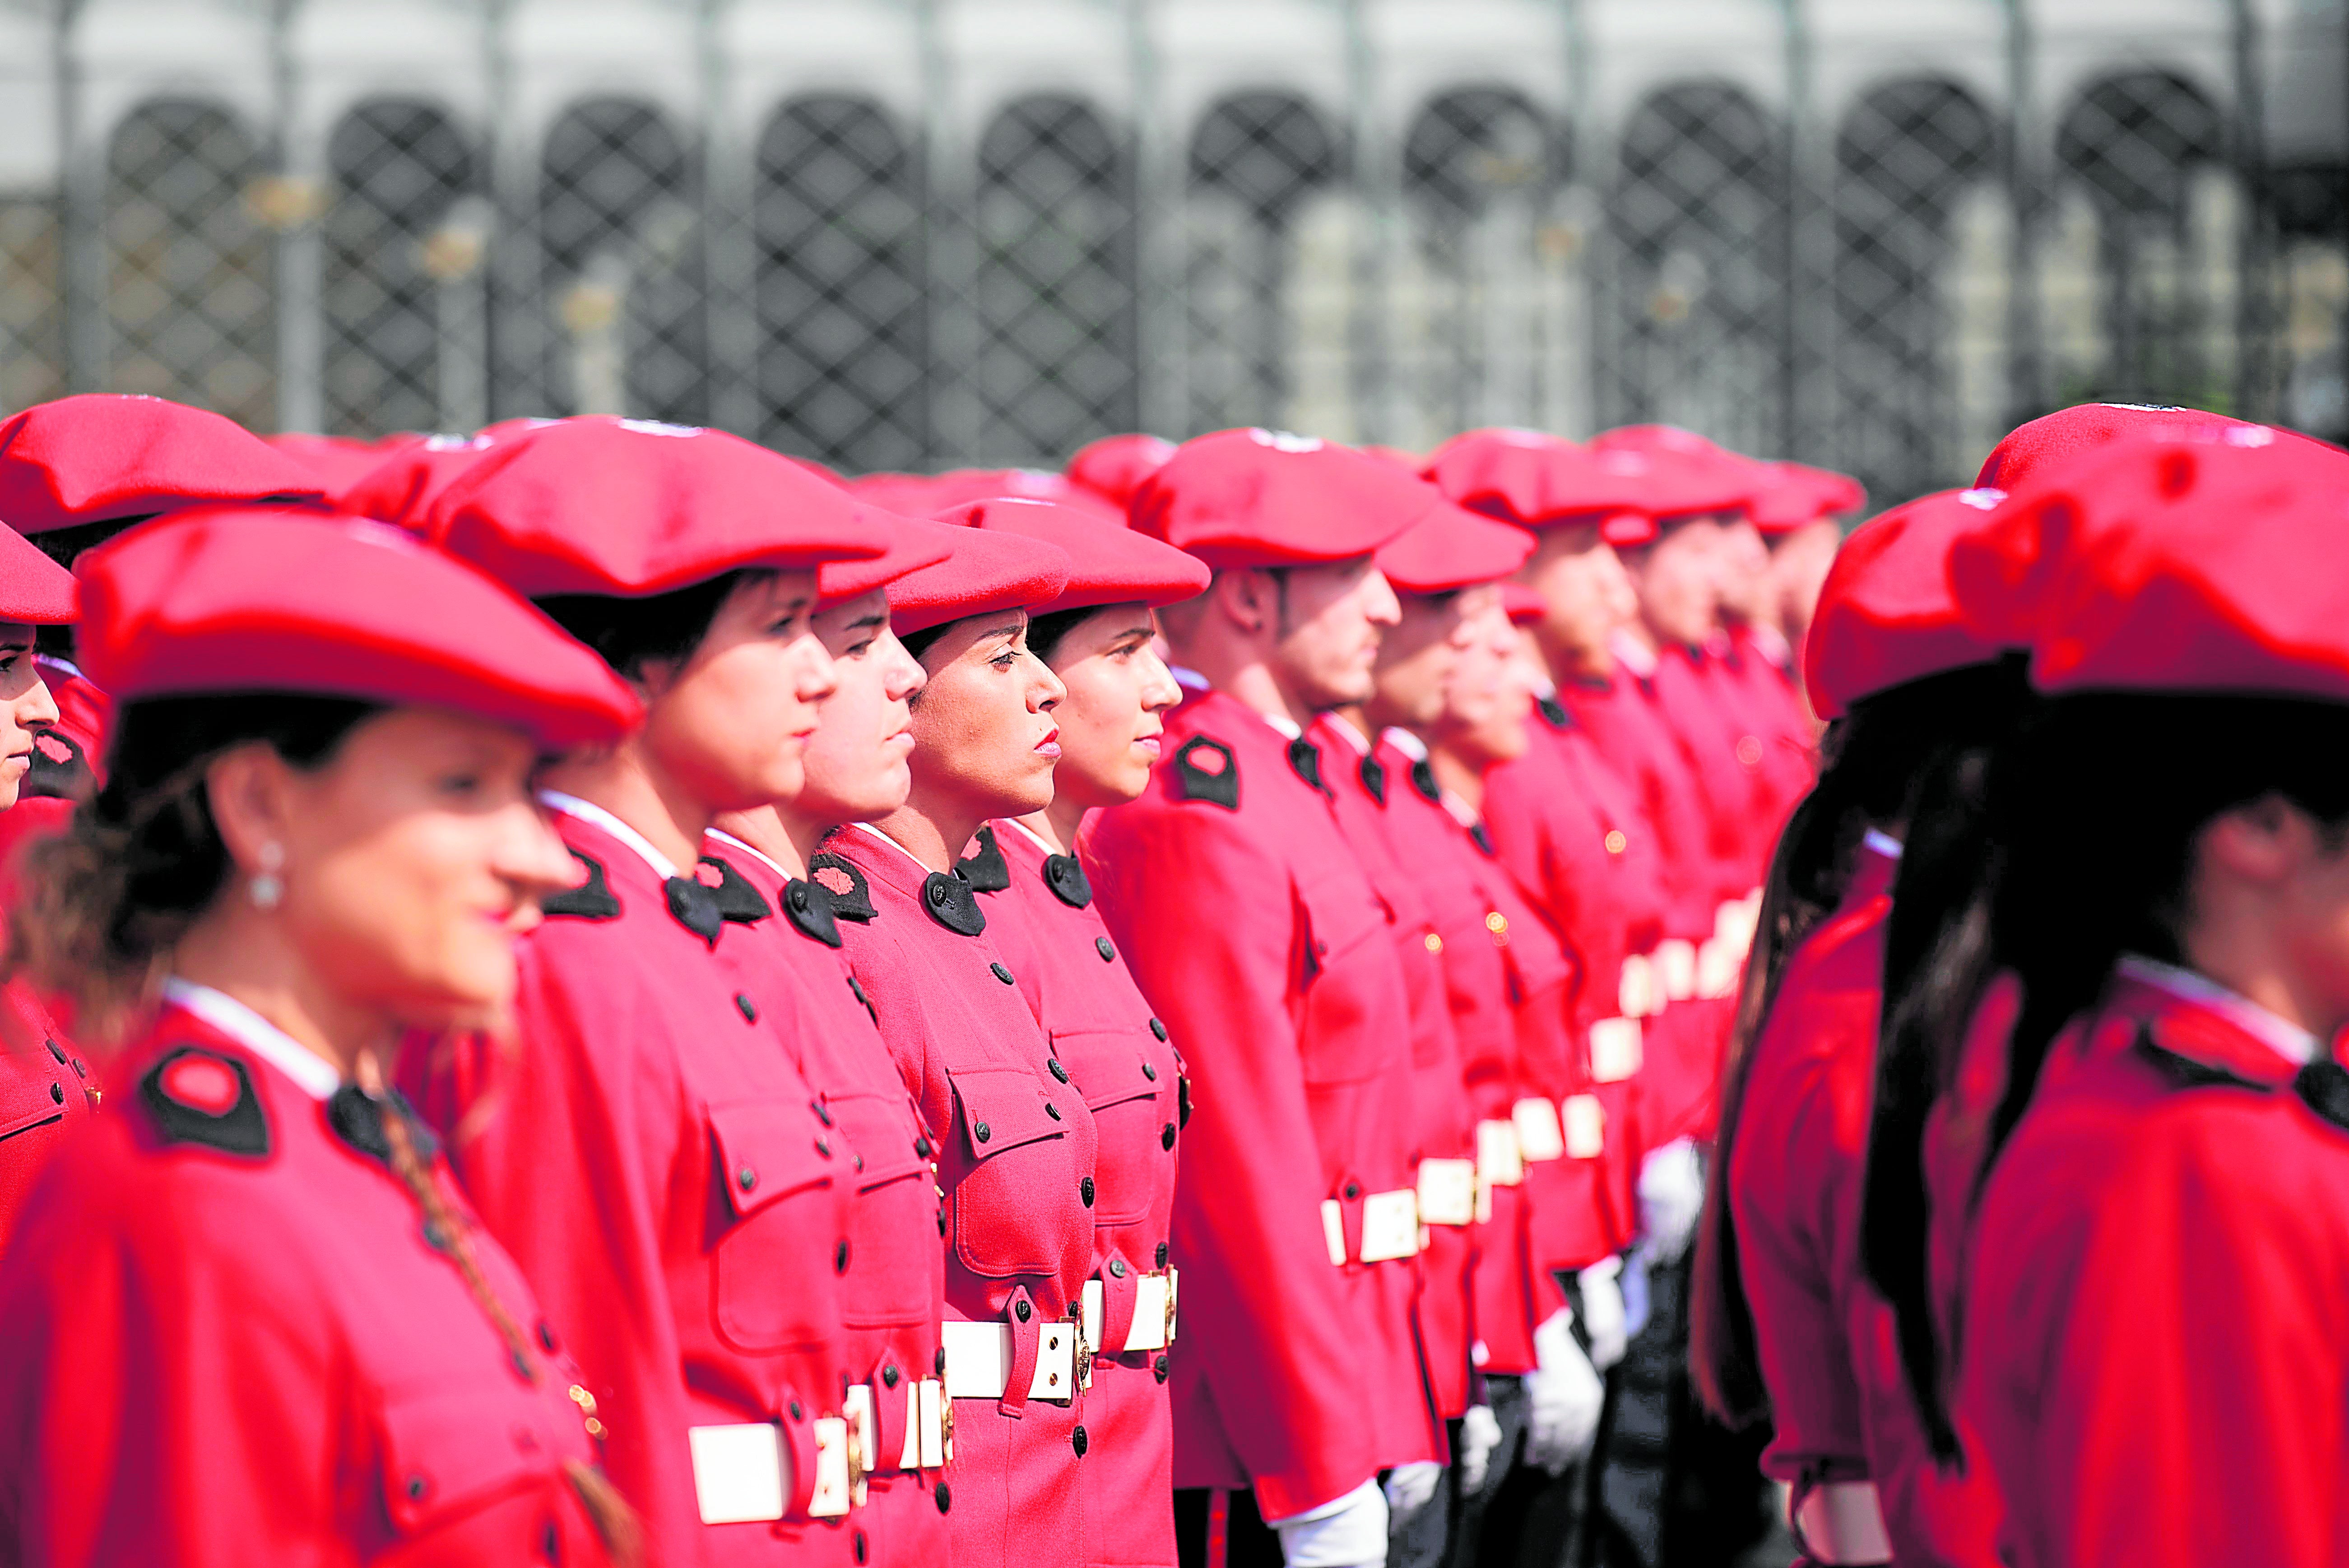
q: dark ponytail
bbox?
[1691,660,2022,1427]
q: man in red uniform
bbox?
[1088,429,1447,1568]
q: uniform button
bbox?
[1149,1018,1167,1041]
[1142,1063,1157,1081]
[882,1364,901,1388]
[1072,1425,1089,1457]
[735,993,758,1022]
[43,1039,63,1064]
[936,1347,948,1376]
[1156,1243,1169,1267]
[974,1122,992,1144]
[851,1153,865,1172]
[70,1058,84,1079]
[1096,937,1115,961]
[737,1166,758,1192]
[1108,1258,1127,1278]
[789,884,810,910]
[915,1134,933,1158]
[990,963,1016,985]
[835,1241,850,1274]
[814,1099,835,1126]
[815,1136,832,1158]
[1604,830,1627,855]
[1343,1181,1361,1200]
[928,881,950,906]
[538,1320,560,1353]
[1015,1298,1032,1323]
[789,1400,804,1421]
[48,1083,62,1104]
[1081,1177,1095,1206]
[1154,1355,1170,1383]
[854,1529,869,1564]
[936,1481,952,1514]
[1161,1124,1176,1150]
[406,1474,430,1500]
[1045,1103,1062,1121]
[1049,1059,1069,1084]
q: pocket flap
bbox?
[707,1099,838,1220]
[1049,1028,1162,1113]
[950,1066,1070,1162]
[378,1384,557,1536]
[1295,869,1388,976]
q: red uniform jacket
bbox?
[1727,838,1997,1568]
[1959,961,2349,1568]
[977,817,1182,1567]
[412,804,861,1568]
[1715,625,1817,839]
[826,824,1101,1568]
[0,991,611,1567]
[1310,714,1474,1424]
[0,980,97,1254]
[1083,688,1438,1519]
[706,830,952,1568]
[1483,705,1669,1213]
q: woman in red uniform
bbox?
[819,520,1108,1568]
[1687,490,2021,1568]
[700,519,960,1563]
[0,504,643,1565]
[1920,434,2349,1568]
[946,497,1208,1568]
[402,418,897,1567]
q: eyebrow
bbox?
[980,617,1026,643]
[846,611,888,631]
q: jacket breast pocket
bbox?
[1050,1027,1174,1228]
[945,1065,1087,1281]
[1294,871,1397,1087]
[705,1099,844,1353]
[376,1383,567,1540]
[822,1089,938,1329]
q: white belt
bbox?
[1415,1157,1476,1227]
[1792,1479,1892,1566]
[1512,1096,1565,1161]
[1655,939,1698,1002]
[1080,1266,1180,1355]
[1319,1187,1420,1265]
[1715,895,1760,955]
[1590,1016,1643,1083]
[842,1378,950,1475]
[940,1317,1079,1403]
[1617,953,1661,1019]
[687,1414,859,1524]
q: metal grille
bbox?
[103,98,276,430]
[755,96,927,471]
[9,9,2344,495]
[324,100,480,437]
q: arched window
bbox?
[539,98,702,423]
[974,95,1136,464]
[105,98,275,429]
[324,99,478,436]
[1609,82,1784,454]
[755,95,926,471]
[1185,92,1343,432]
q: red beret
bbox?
[1803,488,2010,719]
[421,418,890,598]
[342,432,508,530]
[816,514,961,605]
[1500,582,1547,625]
[75,506,641,750]
[954,496,1209,615]
[850,466,1124,526]
[1422,428,1653,538]
[1064,434,1176,511]
[267,432,426,506]
[0,395,324,535]
[0,527,75,624]
[887,517,1073,638]
[1586,425,1761,521]
[1974,437,2349,700]
[1972,403,2279,491]
[1129,427,1441,569]
[1376,501,1536,594]
[1747,461,1866,533]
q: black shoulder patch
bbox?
[2132,1028,2271,1095]
[1536,694,1571,731]
[24,726,91,803]
[698,855,773,925]
[781,878,842,948]
[1286,738,1328,795]
[920,870,988,937]
[327,1084,438,1165]
[541,849,621,920]
[1173,736,1239,810]
[957,825,1012,893]
[2293,1061,2349,1132]
[1042,852,1093,909]
[1409,757,1442,805]
[808,854,877,922]
[1468,822,1496,857]
[140,1046,270,1158]
[1357,752,1387,806]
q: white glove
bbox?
[1270,1477,1390,1568]
[1381,1460,1443,1518]
[1577,1255,1629,1372]
[1522,1309,1604,1476]
[1637,1137,1704,1264]
[1455,1402,1504,1496]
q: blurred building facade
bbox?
[0,0,2344,501]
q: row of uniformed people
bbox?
[1689,403,2349,1568]
[0,394,1839,1568]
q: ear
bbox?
[1210,569,1275,638]
[203,743,302,878]
[2201,793,2317,887]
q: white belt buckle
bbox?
[688,1422,787,1525]
[939,1320,1076,1403]
[1359,1188,1420,1262]
[1656,939,1698,1002]
[1793,1480,1893,1566]
[808,1416,855,1517]
[1080,1276,1173,1355]
[1589,1016,1643,1083]
[1415,1158,1476,1226]
[1512,1096,1567,1162]
[1562,1094,1606,1159]
[1617,953,1659,1018]
[1475,1120,1524,1188]
[1696,937,1741,1000]
[840,1387,876,1501]
[916,1379,947,1467]
[1319,1198,1348,1266]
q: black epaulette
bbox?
[23,727,92,803]
[2293,1061,2349,1133]
[2131,1028,2270,1095]
[541,849,621,920]
[1042,852,1093,909]
[1409,757,1442,805]
[1358,752,1387,806]
[696,855,772,924]
[1286,738,1328,795]
[809,854,877,922]
[919,869,987,937]
[957,825,1012,893]
[1172,736,1239,810]
[140,1046,270,1158]
[1536,694,1571,731]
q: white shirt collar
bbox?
[1862,829,1905,862]
[2115,952,2321,1067]
[997,816,1058,858]
[1258,710,1303,742]
[1317,712,1371,757]
[1381,726,1429,762]
[1609,628,1659,680]
[159,977,344,1101]
[705,827,789,884]
[538,789,682,882]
